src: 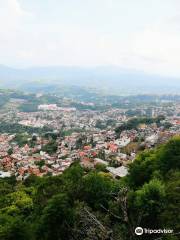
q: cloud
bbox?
[0,0,29,30]
[6,0,27,16]
[0,0,180,78]
[0,0,28,19]
[129,22,180,76]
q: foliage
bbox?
[13,133,29,147]
[41,140,58,154]
[0,122,52,135]
[115,116,165,135]
[0,137,179,239]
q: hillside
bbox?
[0,136,179,240]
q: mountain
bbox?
[0,65,179,94]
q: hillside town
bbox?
[0,94,180,180]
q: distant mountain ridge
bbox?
[0,65,179,94]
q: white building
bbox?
[106,166,128,178]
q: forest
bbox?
[0,136,179,240]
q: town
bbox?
[0,90,180,180]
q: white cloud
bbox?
[0,0,30,37]
[0,0,180,78]
[6,0,26,16]
[129,21,180,76]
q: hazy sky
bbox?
[0,0,180,77]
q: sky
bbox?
[0,0,180,77]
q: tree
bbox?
[0,190,33,217]
[62,163,84,200]
[41,140,58,154]
[127,150,157,188]
[132,179,166,228]
[160,171,180,231]
[35,160,45,168]
[157,136,180,175]
[81,173,113,209]
[0,214,31,240]
[37,193,75,240]
[7,148,13,155]
[73,203,112,240]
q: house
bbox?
[106,166,128,178]
[0,171,11,178]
